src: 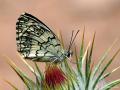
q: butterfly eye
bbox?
[67,51,73,58]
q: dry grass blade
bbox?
[4,79,18,90]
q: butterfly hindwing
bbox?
[16,13,64,62]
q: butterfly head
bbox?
[65,50,73,58]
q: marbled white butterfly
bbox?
[16,13,79,63]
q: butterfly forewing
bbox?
[16,13,65,62]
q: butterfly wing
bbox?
[16,13,64,62]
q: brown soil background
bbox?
[0,0,120,90]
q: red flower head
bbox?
[45,65,67,88]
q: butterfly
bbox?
[16,13,79,63]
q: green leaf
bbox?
[78,29,85,70]
[76,30,85,79]
[34,62,44,80]
[34,62,44,90]
[87,32,95,73]
[10,63,35,89]
[91,39,118,80]
[85,32,95,89]
[99,79,120,90]
[100,65,120,81]
[92,48,120,89]
[6,56,36,89]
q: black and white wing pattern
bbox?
[16,13,66,62]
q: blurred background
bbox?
[0,0,120,90]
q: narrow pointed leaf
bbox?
[5,56,36,89]
[100,65,120,81]
[92,48,120,89]
[91,39,118,79]
[100,79,120,90]
[5,80,18,90]
[79,30,85,69]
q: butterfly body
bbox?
[16,13,72,63]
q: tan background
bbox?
[0,0,120,90]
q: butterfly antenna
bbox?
[68,30,74,51]
[68,30,80,51]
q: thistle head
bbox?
[44,65,67,88]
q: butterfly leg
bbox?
[50,57,58,64]
[66,56,76,64]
